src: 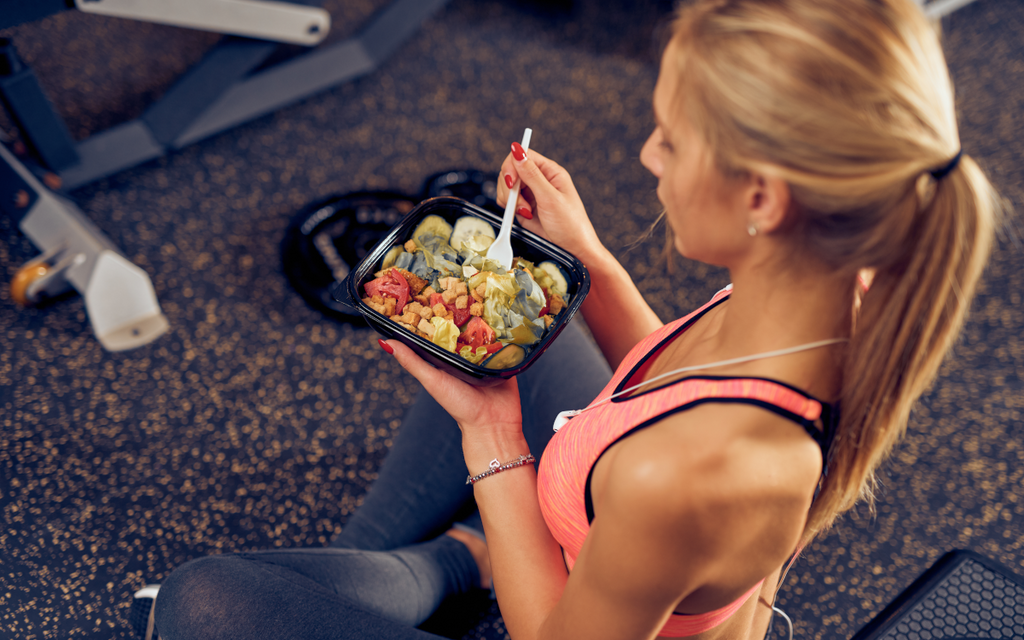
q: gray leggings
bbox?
[153,321,613,640]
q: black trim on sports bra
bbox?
[582,392,839,525]
[615,374,834,447]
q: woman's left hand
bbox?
[381,339,527,462]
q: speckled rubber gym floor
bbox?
[1,1,1021,638]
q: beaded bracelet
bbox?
[466,454,536,485]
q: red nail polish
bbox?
[504,174,515,190]
[511,142,527,162]
[517,207,532,220]
[378,338,394,355]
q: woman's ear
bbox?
[745,173,791,234]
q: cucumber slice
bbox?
[449,215,495,252]
[536,261,569,298]
[381,246,404,270]
[483,344,527,370]
[412,215,454,244]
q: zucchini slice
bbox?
[412,215,454,244]
[536,261,570,298]
[482,344,526,370]
[381,245,404,270]
[449,215,495,252]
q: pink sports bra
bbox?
[536,288,835,637]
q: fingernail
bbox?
[511,142,527,162]
[517,207,532,220]
[504,174,515,190]
[378,338,394,355]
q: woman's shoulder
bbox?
[593,401,821,567]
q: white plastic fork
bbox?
[487,128,532,271]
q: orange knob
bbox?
[10,263,50,306]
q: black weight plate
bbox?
[281,191,417,324]
[421,169,502,216]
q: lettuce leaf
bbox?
[482,297,508,338]
[463,255,506,274]
[458,345,492,364]
[467,271,491,292]
[453,236,501,273]
[508,316,544,345]
[416,233,461,278]
[511,269,545,321]
[485,272,520,303]
[394,251,414,271]
[513,257,536,272]
[480,272,523,340]
[458,235,493,259]
[430,316,460,352]
[409,251,434,280]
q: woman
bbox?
[153,0,996,638]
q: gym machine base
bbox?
[2,141,169,351]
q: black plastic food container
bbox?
[330,196,590,387]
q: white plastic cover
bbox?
[85,251,169,351]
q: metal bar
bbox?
[0,39,80,171]
[4,140,117,291]
[172,0,452,148]
[359,0,452,63]
[74,0,330,46]
[142,37,280,146]
[172,39,373,147]
[52,0,452,188]
[59,120,163,190]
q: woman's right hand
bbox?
[498,144,607,265]
[500,141,661,370]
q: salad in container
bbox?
[330,196,590,386]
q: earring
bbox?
[747,222,758,237]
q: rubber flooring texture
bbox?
[1,1,1022,638]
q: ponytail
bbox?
[804,156,997,543]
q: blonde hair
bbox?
[667,0,997,544]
